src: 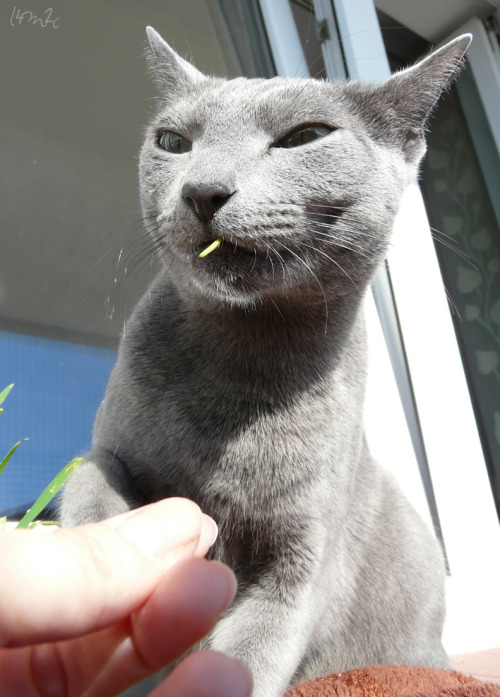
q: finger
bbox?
[0,498,217,648]
[132,559,236,669]
[150,650,253,697]
[72,558,238,697]
[102,501,217,559]
[0,558,238,697]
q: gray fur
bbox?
[61,30,471,697]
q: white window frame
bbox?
[258,0,500,654]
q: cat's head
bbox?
[139,28,470,307]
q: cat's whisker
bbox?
[117,235,162,281]
[97,237,153,294]
[428,225,456,242]
[310,229,374,256]
[293,3,315,79]
[103,235,163,323]
[250,247,259,273]
[93,215,153,267]
[443,284,462,320]
[276,241,329,329]
[297,240,359,290]
[266,249,276,283]
[311,227,380,251]
[312,238,369,259]
[313,221,381,242]
[271,247,288,284]
[270,298,285,319]
[311,221,367,237]
[430,228,477,269]
[305,51,330,81]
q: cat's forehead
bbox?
[207,75,336,107]
[161,75,350,134]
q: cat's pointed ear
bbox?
[377,34,472,166]
[145,27,206,95]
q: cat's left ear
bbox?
[145,27,207,96]
[375,34,472,166]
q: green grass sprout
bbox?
[0,384,83,528]
[16,457,83,528]
[0,384,26,476]
[0,383,14,413]
[199,237,223,258]
[0,438,28,477]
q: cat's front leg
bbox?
[60,449,138,525]
[206,549,322,697]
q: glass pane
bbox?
[289,0,327,79]
[0,0,273,515]
[420,65,500,518]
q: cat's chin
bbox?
[181,249,279,307]
[190,267,268,305]
[187,236,272,297]
[188,273,265,308]
[186,259,320,310]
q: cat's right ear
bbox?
[145,27,206,95]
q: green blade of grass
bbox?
[0,438,27,476]
[0,384,14,408]
[199,237,223,257]
[17,457,84,528]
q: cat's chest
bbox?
[110,356,339,506]
[109,287,365,501]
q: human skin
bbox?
[0,497,252,697]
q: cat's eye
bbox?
[274,124,333,149]
[158,129,192,154]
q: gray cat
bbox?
[61,28,471,697]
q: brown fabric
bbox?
[285,665,500,697]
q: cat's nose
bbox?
[182,183,234,224]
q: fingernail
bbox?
[220,656,253,697]
[207,561,237,611]
[206,516,218,546]
[202,654,253,697]
[195,515,218,556]
[160,650,253,697]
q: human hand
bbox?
[0,498,252,697]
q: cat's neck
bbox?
[171,271,362,345]
[139,272,368,397]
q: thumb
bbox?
[0,498,217,648]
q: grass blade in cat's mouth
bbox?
[199,237,223,257]
[196,238,256,259]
